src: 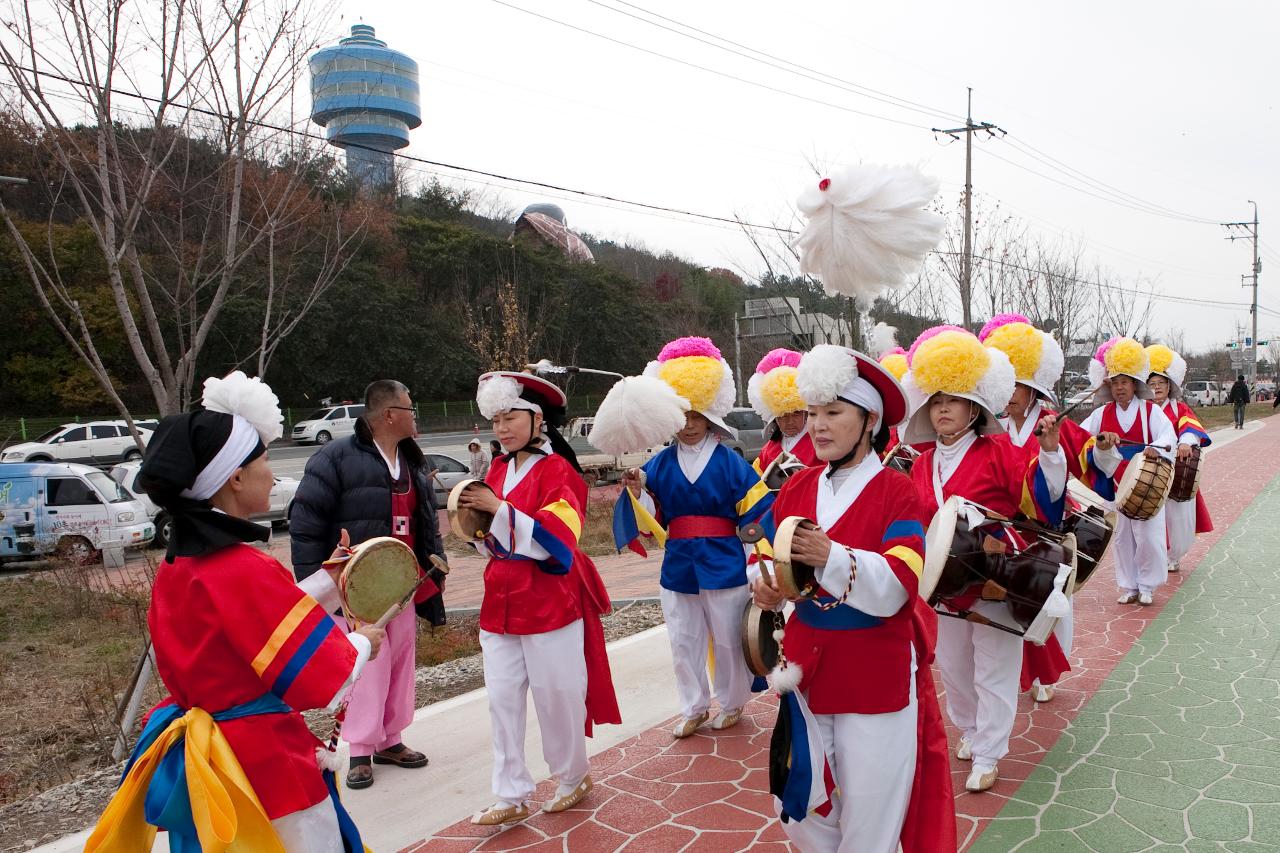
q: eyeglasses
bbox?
[386,406,416,413]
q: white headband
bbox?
[836,376,884,426]
[180,415,260,501]
[506,399,542,415]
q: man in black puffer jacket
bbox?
[290,379,445,789]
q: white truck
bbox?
[564,417,663,485]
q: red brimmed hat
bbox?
[795,345,909,429]
[476,371,568,425]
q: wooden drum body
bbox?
[1168,445,1203,503]
[447,479,497,541]
[1061,504,1116,593]
[772,516,822,600]
[1116,456,1174,520]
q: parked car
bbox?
[291,404,366,445]
[108,460,298,550]
[425,453,470,504]
[0,461,154,562]
[1,421,152,465]
[722,407,767,462]
[1183,381,1224,408]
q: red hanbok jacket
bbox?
[481,452,620,732]
[148,545,357,818]
[772,464,955,853]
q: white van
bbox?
[290,404,366,445]
[0,462,154,562]
[1183,381,1223,408]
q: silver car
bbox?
[721,407,767,463]
[109,461,298,549]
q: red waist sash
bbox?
[668,515,737,539]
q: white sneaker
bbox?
[965,764,999,792]
[1032,683,1055,703]
[672,711,709,739]
[1138,592,1154,606]
[711,708,743,730]
[1117,592,1139,604]
[1168,561,1180,573]
[955,738,972,761]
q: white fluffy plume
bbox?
[1165,352,1188,390]
[869,322,899,358]
[1033,334,1066,393]
[476,374,523,419]
[201,371,283,445]
[797,344,857,406]
[710,358,736,418]
[975,347,1017,416]
[590,375,690,455]
[1087,357,1106,391]
[767,662,803,694]
[793,164,944,305]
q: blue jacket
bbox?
[643,443,767,594]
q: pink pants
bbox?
[342,605,417,757]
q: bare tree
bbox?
[0,0,355,432]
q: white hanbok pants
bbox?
[480,619,588,804]
[272,798,343,853]
[779,667,918,853]
[660,585,753,720]
[935,599,1023,767]
[1165,497,1196,565]
[1113,509,1168,595]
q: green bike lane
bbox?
[973,426,1280,852]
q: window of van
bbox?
[60,427,88,442]
[91,425,119,439]
[47,477,100,506]
[348,405,366,417]
[329,408,347,420]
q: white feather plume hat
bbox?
[900,326,1016,445]
[200,370,283,445]
[793,164,945,306]
[796,345,909,429]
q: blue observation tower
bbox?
[309,24,421,189]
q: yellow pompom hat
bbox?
[1088,336,1153,402]
[900,326,1016,444]
[1145,344,1188,398]
[747,349,806,428]
[641,336,738,438]
[978,313,1065,405]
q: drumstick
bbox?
[1116,440,1171,451]
[1033,385,1101,436]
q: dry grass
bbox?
[0,569,158,806]
[416,614,482,666]
[1194,402,1275,431]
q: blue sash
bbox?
[125,694,363,853]
[795,599,883,630]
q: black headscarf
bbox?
[137,410,269,559]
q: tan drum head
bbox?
[773,515,820,599]
[448,479,496,541]
[341,537,420,623]
[921,496,963,601]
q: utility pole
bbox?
[933,89,1005,331]
[733,312,744,406]
[1223,202,1261,383]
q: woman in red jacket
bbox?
[459,371,619,826]
[753,345,954,853]
[902,327,1068,793]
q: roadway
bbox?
[265,429,483,479]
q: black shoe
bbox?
[347,757,374,789]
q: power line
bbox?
[485,0,930,130]
[580,0,963,123]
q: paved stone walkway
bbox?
[399,419,1280,852]
[971,457,1280,850]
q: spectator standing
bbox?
[1228,374,1250,429]
[290,380,447,789]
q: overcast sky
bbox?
[335,1,1277,350]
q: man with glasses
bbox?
[291,379,447,789]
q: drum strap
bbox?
[795,599,883,630]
